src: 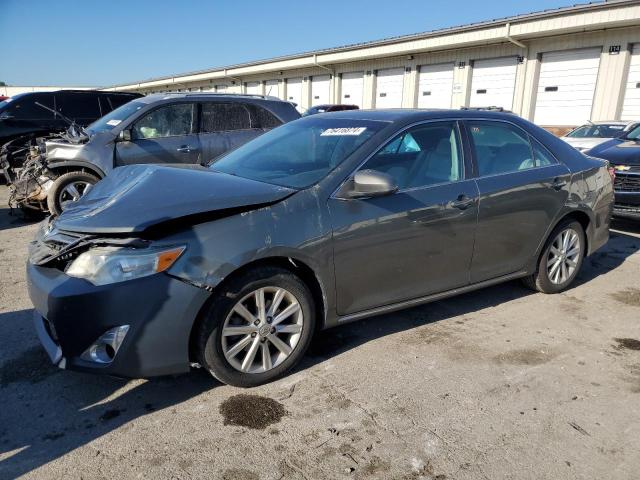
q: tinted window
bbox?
[132,103,194,139]
[363,122,462,190]
[531,138,557,167]
[247,104,282,129]
[468,121,534,176]
[4,94,54,120]
[211,118,386,188]
[55,93,100,119]
[107,95,137,110]
[567,124,626,138]
[87,101,145,133]
[201,103,250,132]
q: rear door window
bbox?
[5,94,55,120]
[201,103,251,132]
[132,103,195,139]
[246,104,283,129]
[467,121,535,176]
[55,93,101,120]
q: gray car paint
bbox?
[43,93,301,177]
[47,110,614,334]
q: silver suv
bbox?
[8,93,300,215]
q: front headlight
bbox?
[66,246,185,285]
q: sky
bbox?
[0,0,584,87]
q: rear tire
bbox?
[522,219,585,294]
[47,171,99,216]
[196,267,316,387]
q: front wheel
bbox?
[522,219,585,294]
[47,171,99,216]
[196,267,316,387]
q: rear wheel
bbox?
[47,171,99,216]
[196,267,316,387]
[522,219,585,294]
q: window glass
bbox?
[247,104,282,129]
[132,103,194,139]
[4,94,54,120]
[107,95,136,110]
[87,101,145,133]
[201,103,250,132]
[55,94,100,119]
[211,118,386,188]
[531,137,557,167]
[567,124,626,138]
[363,122,462,190]
[468,121,534,176]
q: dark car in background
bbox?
[585,123,640,220]
[27,109,613,387]
[302,104,359,116]
[5,92,300,215]
[0,90,142,148]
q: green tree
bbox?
[0,81,5,86]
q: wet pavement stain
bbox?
[610,288,640,307]
[220,394,286,429]
[0,346,60,388]
[614,338,640,351]
[494,348,556,366]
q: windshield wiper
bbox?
[35,101,90,143]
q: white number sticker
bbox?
[320,127,367,136]
[106,119,122,126]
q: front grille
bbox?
[614,174,640,192]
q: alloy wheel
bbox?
[546,228,581,285]
[58,181,93,210]
[221,286,304,374]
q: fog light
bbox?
[81,325,130,364]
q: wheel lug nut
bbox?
[267,317,272,324]
[251,332,257,338]
[271,327,276,334]
[254,320,260,326]
[261,338,266,343]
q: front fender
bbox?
[47,159,106,179]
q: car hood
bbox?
[54,164,296,234]
[585,138,640,165]
[561,137,610,151]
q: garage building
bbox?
[104,0,640,131]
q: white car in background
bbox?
[561,121,640,152]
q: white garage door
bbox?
[245,81,262,95]
[534,48,601,126]
[311,75,331,105]
[265,80,280,98]
[622,44,640,120]
[341,72,364,107]
[214,84,228,93]
[470,57,518,110]
[418,63,455,109]
[286,78,303,110]
[375,68,405,108]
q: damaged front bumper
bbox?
[26,226,211,378]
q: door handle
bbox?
[450,194,475,210]
[552,178,567,190]
[176,145,194,153]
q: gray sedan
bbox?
[26,109,614,387]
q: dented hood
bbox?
[55,164,296,234]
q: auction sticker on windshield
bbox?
[321,127,367,136]
[106,119,122,126]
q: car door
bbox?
[115,102,200,166]
[0,93,56,140]
[198,102,248,162]
[464,120,571,283]
[328,121,479,316]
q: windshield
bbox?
[567,124,626,138]
[210,118,388,188]
[625,125,640,140]
[86,101,145,133]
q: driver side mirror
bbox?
[118,129,132,142]
[339,169,398,199]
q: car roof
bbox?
[315,108,521,123]
[140,92,285,104]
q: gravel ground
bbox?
[0,184,639,480]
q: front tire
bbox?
[522,219,585,294]
[47,171,99,216]
[196,267,316,387]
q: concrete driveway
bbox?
[0,185,639,480]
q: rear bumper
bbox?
[27,262,210,378]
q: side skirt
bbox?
[334,270,529,326]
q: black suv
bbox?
[5,93,301,215]
[0,90,142,148]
